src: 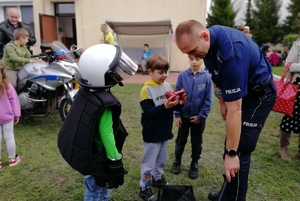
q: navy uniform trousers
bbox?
[222,81,276,201]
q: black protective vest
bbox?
[58,87,128,176]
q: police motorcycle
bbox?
[17,41,79,122]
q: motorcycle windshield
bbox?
[51,41,75,62]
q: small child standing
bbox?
[139,54,187,200]
[57,44,137,201]
[171,58,212,179]
[2,28,40,88]
[0,60,21,168]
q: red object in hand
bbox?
[165,91,179,101]
[165,88,187,101]
[173,88,186,96]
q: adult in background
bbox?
[100,23,114,45]
[236,24,244,32]
[175,20,276,201]
[278,39,300,162]
[243,26,253,39]
[0,8,36,59]
[268,50,280,66]
[261,44,270,58]
[281,47,289,65]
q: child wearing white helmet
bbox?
[58,44,137,200]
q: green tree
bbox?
[291,13,300,34]
[244,0,253,28]
[206,0,236,27]
[251,0,281,46]
[283,0,300,34]
[283,34,300,49]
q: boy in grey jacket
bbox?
[139,53,187,200]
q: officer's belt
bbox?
[250,74,271,89]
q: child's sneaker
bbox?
[9,154,21,167]
[151,175,168,188]
[140,187,156,201]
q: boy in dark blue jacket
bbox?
[172,58,212,179]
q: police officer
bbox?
[0,8,36,58]
[175,20,276,201]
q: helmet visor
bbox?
[106,49,138,85]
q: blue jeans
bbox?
[84,175,110,201]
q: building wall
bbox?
[32,0,206,72]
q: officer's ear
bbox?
[200,32,209,41]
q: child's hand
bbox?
[165,88,188,105]
[14,117,19,124]
[29,59,41,63]
[164,96,179,109]
[179,91,188,105]
[175,117,182,127]
[190,116,200,124]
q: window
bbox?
[20,6,34,32]
[55,3,75,17]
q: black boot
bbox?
[208,174,228,201]
[208,191,220,201]
[172,161,181,174]
[188,163,198,179]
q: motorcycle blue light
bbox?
[53,50,65,56]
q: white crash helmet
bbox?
[75,44,137,88]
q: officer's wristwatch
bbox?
[225,150,238,157]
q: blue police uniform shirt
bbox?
[204,25,272,102]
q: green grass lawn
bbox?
[272,66,284,76]
[1,84,299,201]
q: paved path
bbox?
[273,74,280,80]
[123,72,179,84]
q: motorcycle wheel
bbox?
[59,98,72,121]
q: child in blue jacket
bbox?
[171,58,212,179]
